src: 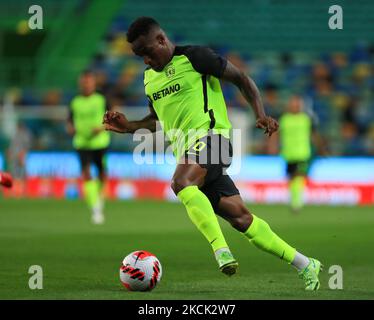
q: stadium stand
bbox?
[0,0,373,155]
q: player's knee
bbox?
[230,206,252,232]
[171,177,194,195]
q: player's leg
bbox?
[287,162,307,211]
[92,148,107,221]
[93,149,107,208]
[216,190,322,290]
[171,160,228,251]
[79,150,103,224]
[171,159,236,275]
[94,149,107,186]
[217,193,297,263]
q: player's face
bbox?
[79,74,96,95]
[131,31,171,72]
[288,96,303,113]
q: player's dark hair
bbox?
[127,17,160,43]
[81,69,95,77]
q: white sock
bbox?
[92,206,104,224]
[97,197,104,212]
[291,251,310,271]
[93,206,103,217]
[214,247,230,256]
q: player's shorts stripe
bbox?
[208,109,216,129]
[202,75,208,113]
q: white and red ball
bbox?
[119,250,162,291]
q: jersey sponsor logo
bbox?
[152,83,180,101]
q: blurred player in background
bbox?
[104,17,322,290]
[6,122,32,195]
[67,70,110,224]
[279,95,325,212]
[0,171,13,188]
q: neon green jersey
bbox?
[70,92,110,150]
[144,46,232,160]
[279,112,312,162]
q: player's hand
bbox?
[92,126,104,136]
[256,116,279,137]
[66,123,75,136]
[103,111,129,133]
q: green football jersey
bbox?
[279,112,312,162]
[144,46,232,160]
[70,92,110,150]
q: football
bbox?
[119,250,162,291]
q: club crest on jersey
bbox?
[165,64,175,79]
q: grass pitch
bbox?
[0,199,373,300]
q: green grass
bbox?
[0,199,373,300]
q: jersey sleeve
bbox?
[184,46,227,78]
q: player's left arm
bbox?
[221,61,278,136]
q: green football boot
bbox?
[215,248,238,276]
[298,258,323,291]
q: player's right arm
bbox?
[103,105,158,134]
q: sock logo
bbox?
[210,238,218,245]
